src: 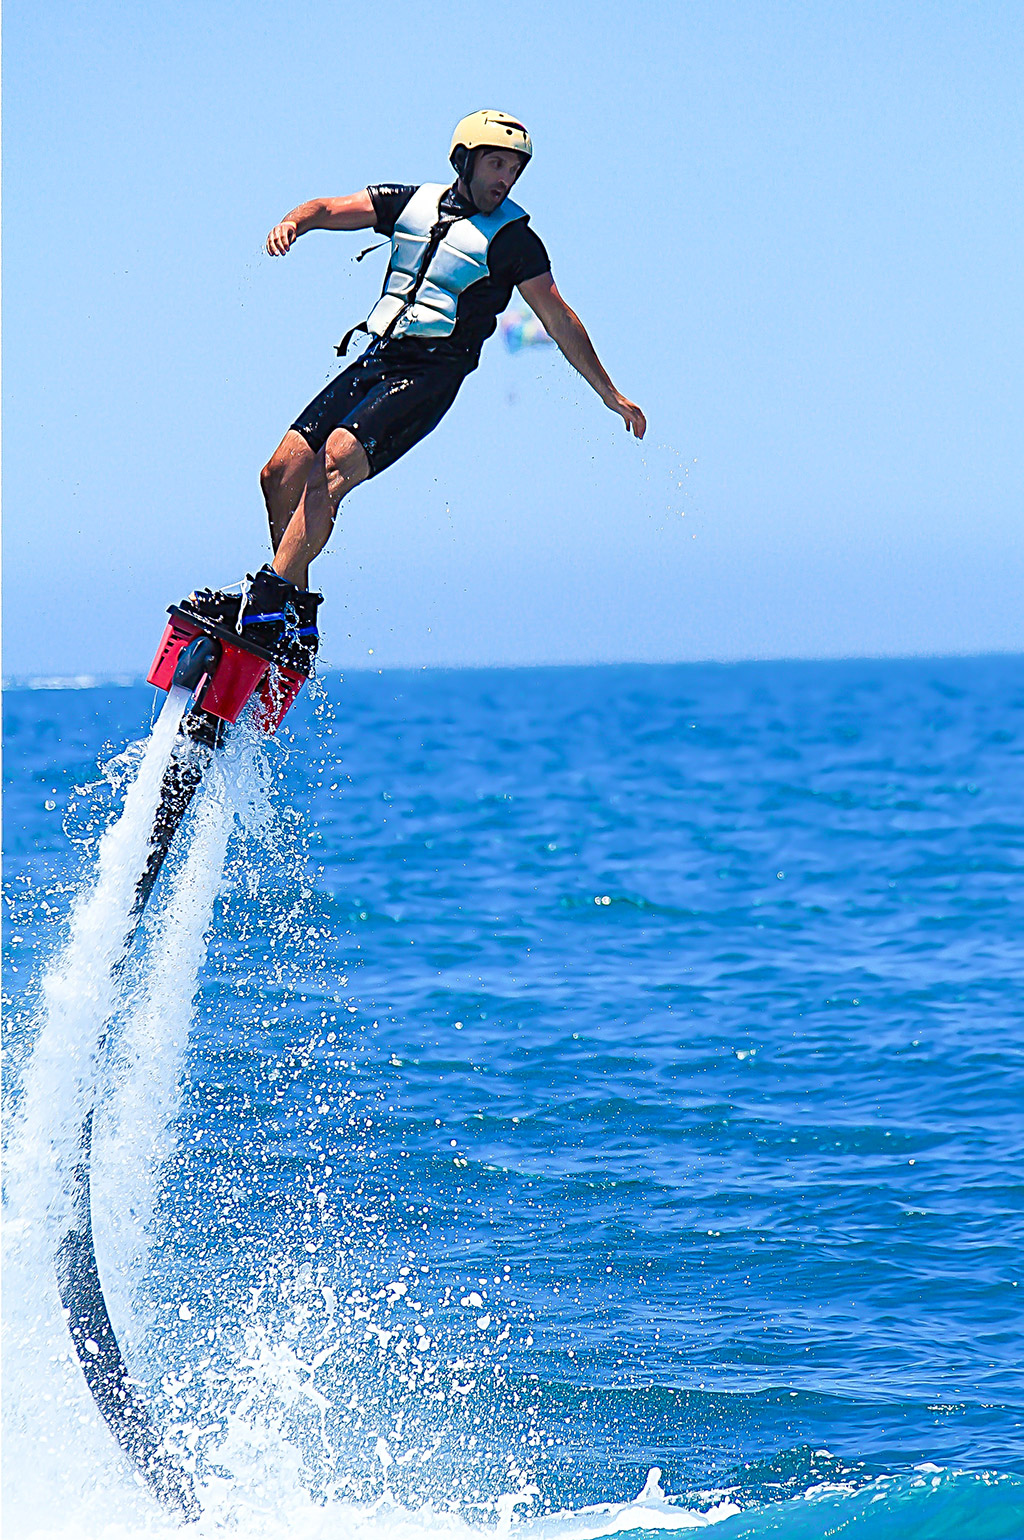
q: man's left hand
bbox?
[609,394,646,439]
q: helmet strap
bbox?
[451,144,475,187]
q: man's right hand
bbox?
[265,193,376,253]
[266,221,299,256]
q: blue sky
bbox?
[4,0,1022,676]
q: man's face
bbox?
[466,149,524,213]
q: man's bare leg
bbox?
[260,430,318,551]
[272,427,370,589]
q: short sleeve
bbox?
[368,184,417,237]
[487,220,551,287]
[511,225,551,285]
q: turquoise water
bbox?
[3,657,1023,1536]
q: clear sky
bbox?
[4,0,1022,677]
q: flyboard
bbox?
[55,597,311,1523]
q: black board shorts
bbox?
[290,342,470,477]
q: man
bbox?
[185,111,645,669]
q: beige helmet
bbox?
[449,110,533,183]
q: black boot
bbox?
[281,587,323,675]
[236,565,298,650]
[179,583,242,631]
[238,565,323,674]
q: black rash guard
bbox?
[367,182,551,368]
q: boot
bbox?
[236,564,298,648]
[281,587,323,675]
[238,564,322,674]
[179,583,242,632]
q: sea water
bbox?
[3,657,1023,1537]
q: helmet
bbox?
[449,110,532,184]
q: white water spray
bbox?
[95,773,233,1326]
[96,734,276,1332]
[3,688,196,1528]
[7,688,190,1230]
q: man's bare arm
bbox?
[266,191,377,256]
[518,272,646,439]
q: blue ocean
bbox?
[4,656,1023,1537]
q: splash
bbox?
[7,687,190,1229]
[94,737,273,1333]
[2,698,278,1528]
[4,687,195,1526]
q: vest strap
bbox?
[336,323,367,357]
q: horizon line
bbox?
[5,646,1024,693]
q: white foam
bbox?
[3,688,194,1526]
[93,767,235,1334]
[6,673,141,691]
[7,687,189,1231]
[2,709,312,1533]
[94,729,278,1345]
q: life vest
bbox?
[340,183,528,353]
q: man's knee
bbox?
[259,457,279,497]
[262,431,314,495]
[324,429,369,491]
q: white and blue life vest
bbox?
[360,183,528,345]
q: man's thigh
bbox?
[290,359,378,453]
[339,365,466,477]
